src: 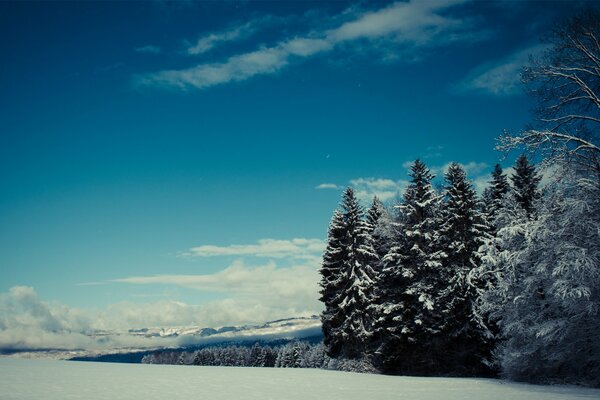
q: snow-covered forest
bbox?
[142,341,375,372]
[319,10,600,386]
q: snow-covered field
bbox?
[1,358,599,400]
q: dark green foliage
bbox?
[436,163,493,375]
[366,196,389,270]
[511,155,541,217]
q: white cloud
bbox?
[138,46,290,90]
[186,16,278,55]
[326,0,466,44]
[315,183,340,190]
[135,45,161,54]
[182,238,325,261]
[349,177,408,202]
[137,0,478,90]
[471,173,492,194]
[110,260,320,315]
[457,44,548,96]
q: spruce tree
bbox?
[320,209,347,358]
[484,164,509,221]
[370,203,407,371]
[511,155,541,217]
[373,160,442,373]
[366,196,389,270]
[437,163,491,375]
[319,187,378,360]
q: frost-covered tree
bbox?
[510,155,541,217]
[486,11,600,385]
[374,160,442,373]
[436,163,491,375]
[275,341,310,368]
[319,188,378,359]
[300,343,330,369]
[493,171,599,386]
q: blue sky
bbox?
[0,0,591,345]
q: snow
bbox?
[1,358,599,400]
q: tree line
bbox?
[142,341,376,373]
[319,10,600,386]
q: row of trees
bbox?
[142,341,376,372]
[320,9,600,386]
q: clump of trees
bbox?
[319,9,600,386]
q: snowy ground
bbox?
[1,358,599,400]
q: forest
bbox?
[319,10,600,386]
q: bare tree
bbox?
[498,9,600,180]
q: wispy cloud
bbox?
[110,260,320,309]
[186,16,278,55]
[315,183,340,190]
[424,145,444,159]
[182,238,325,261]
[137,0,479,90]
[135,45,162,54]
[326,0,467,44]
[457,43,548,96]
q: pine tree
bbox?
[319,187,378,360]
[511,155,541,217]
[373,160,442,373]
[437,163,491,375]
[366,196,389,270]
[319,209,347,358]
[484,164,510,224]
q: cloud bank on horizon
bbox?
[0,238,325,352]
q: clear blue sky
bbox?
[0,1,590,331]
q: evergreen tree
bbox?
[437,163,491,375]
[483,164,510,224]
[510,155,541,217]
[489,164,510,204]
[249,343,263,367]
[319,209,347,357]
[319,187,378,359]
[373,160,442,373]
[366,196,389,270]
